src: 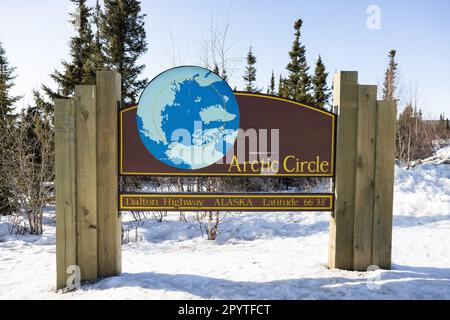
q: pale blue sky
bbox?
[0,0,449,117]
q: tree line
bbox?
[0,2,449,237]
[382,50,450,167]
[0,0,148,233]
[241,19,331,109]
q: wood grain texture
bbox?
[328,71,358,270]
[372,101,397,269]
[353,85,377,271]
[55,99,77,289]
[96,71,122,277]
[75,86,98,280]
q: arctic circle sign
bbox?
[119,65,336,211]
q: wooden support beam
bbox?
[372,100,397,269]
[353,85,377,271]
[55,99,77,289]
[75,85,98,281]
[96,71,122,277]
[328,71,359,270]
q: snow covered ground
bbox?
[0,147,449,300]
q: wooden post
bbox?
[372,101,397,269]
[55,72,122,289]
[353,85,377,271]
[55,99,77,289]
[75,85,98,280]
[328,71,358,270]
[96,71,122,277]
[329,71,396,271]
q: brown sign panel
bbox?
[120,92,336,177]
[120,193,334,212]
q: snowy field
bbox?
[0,147,449,300]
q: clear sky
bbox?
[0,0,449,117]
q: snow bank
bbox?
[394,160,450,221]
[410,145,450,166]
[0,150,449,300]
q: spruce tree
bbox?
[100,0,148,105]
[91,0,105,72]
[312,55,330,109]
[267,71,275,95]
[213,64,220,76]
[439,113,445,128]
[211,64,227,81]
[221,68,228,82]
[383,50,398,101]
[0,41,22,214]
[278,75,287,98]
[439,113,450,132]
[397,105,434,166]
[286,19,312,103]
[278,75,282,96]
[243,47,259,93]
[0,42,21,122]
[43,0,96,99]
[21,91,54,174]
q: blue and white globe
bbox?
[137,66,240,170]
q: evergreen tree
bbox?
[211,63,228,82]
[243,47,259,93]
[21,91,54,196]
[91,0,105,72]
[312,55,330,109]
[221,68,228,82]
[213,64,220,76]
[0,41,22,215]
[439,113,445,128]
[43,0,96,99]
[278,74,288,98]
[383,50,398,101]
[439,113,450,132]
[100,0,148,105]
[30,90,54,119]
[0,42,21,122]
[267,71,275,95]
[397,105,433,166]
[286,19,312,103]
[1,94,54,231]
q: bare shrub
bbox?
[194,210,227,241]
[122,220,144,244]
[396,105,434,167]
[7,216,29,236]
[395,80,436,167]
[198,15,243,82]
[0,107,54,235]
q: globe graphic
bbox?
[137,66,240,170]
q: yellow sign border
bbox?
[119,92,336,177]
[120,194,334,211]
